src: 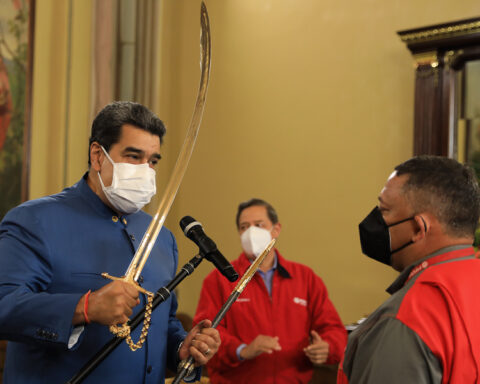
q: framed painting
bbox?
[0,0,34,220]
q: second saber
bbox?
[172,238,277,384]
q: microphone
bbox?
[180,216,239,282]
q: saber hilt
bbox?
[172,292,241,384]
[172,239,276,384]
[66,253,205,384]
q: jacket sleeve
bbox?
[193,270,244,369]
[165,231,202,382]
[0,206,83,348]
[166,231,189,370]
[342,316,442,384]
[308,272,347,364]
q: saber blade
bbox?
[126,1,212,283]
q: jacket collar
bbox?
[386,244,475,294]
[75,172,120,218]
[237,249,291,279]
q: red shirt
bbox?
[194,250,347,384]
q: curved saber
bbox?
[128,1,211,281]
[102,2,211,351]
[173,239,277,383]
[105,2,211,285]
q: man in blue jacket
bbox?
[0,101,220,383]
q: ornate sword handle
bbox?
[101,273,154,351]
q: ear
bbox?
[271,222,282,238]
[411,215,428,242]
[90,142,103,172]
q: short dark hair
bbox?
[88,101,166,165]
[395,155,480,238]
[236,198,279,228]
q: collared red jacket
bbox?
[338,245,480,384]
[194,251,347,384]
[0,174,188,384]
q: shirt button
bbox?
[122,218,127,225]
[129,234,135,241]
[146,365,152,374]
[112,216,119,223]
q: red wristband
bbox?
[84,290,92,324]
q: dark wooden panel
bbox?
[398,17,480,157]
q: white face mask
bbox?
[98,146,156,214]
[240,226,272,258]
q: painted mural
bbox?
[0,0,31,219]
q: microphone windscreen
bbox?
[179,215,196,232]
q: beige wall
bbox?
[30,0,480,324]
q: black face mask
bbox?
[358,207,415,266]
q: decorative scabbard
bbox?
[172,238,277,384]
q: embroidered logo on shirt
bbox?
[407,260,429,282]
[293,297,307,306]
[236,298,251,303]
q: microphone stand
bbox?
[66,253,205,384]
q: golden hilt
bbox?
[101,273,152,296]
[102,273,154,352]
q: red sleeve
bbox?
[308,272,347,364]
[193,270,244,369]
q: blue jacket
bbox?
[0,174,187,383]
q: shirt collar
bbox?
[386,244,474,294]
[239,250,291,278]
[255,254,278,275]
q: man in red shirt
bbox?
[338,156,480,383]
[194,198,347,384]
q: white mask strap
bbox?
[98,145,115,189]
[100,145,115,166]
